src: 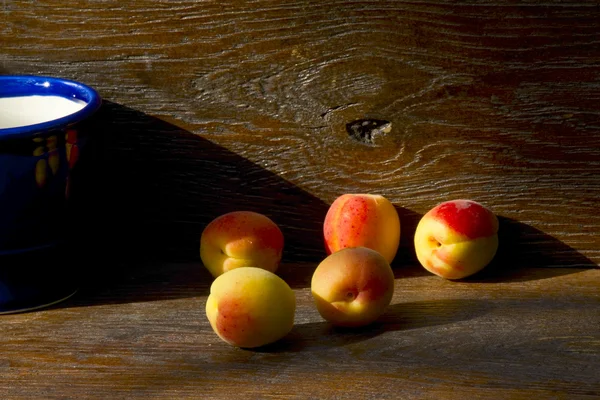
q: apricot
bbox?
[200,211,284,278]
[323,194,400,264]
[311,247,395,327]
[206,267,296,348]
[414,199,499,280]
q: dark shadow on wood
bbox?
[392,207,596,282]
[60,100,329,307]
[54,101,596,309]
[254,299,493,353]
[391,206,428,278]
[467,216,597,282]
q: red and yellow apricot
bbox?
[206,267,296,348]
[200,211,284,278]
[414,199,499,280]
[323,194,400,264]
[311,247,395,327]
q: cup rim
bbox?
[0,75,102,140]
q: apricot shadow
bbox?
[391,206,429,278]
[60,100,329,307]
[466,216,597,282]
[255,298,492,353]
[391,206,596,282]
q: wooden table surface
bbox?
[2,1,599,399]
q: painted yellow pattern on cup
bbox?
[47,135,59,175]
[33,137,47,188]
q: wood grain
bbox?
[0,264,598,399]
[1,0,599,398]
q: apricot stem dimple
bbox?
[429,236,441,248]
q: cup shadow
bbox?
[57,101,596,309]
[254,298,493,353]
[62,100,330,307]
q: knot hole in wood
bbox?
[346,119,392,145]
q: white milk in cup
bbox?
[0,95,87,129]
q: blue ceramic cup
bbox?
[0,75,101,313]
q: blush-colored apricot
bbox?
[311,247,395,327]
[323,194,400,263]
[414,199,499,280]
[206,267,295,348]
